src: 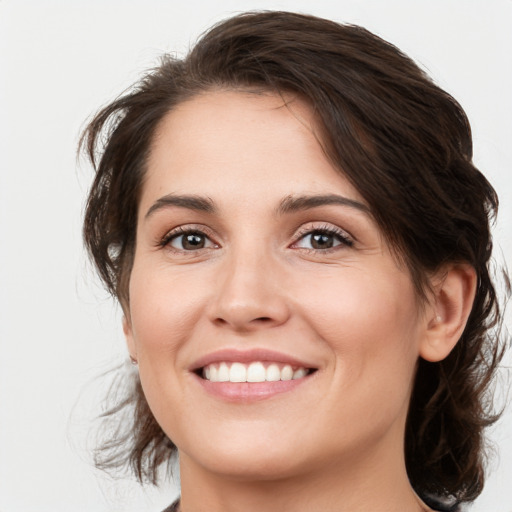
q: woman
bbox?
[81,11,507,512]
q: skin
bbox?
[124,90,476,512]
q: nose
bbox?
[207,249,291,332]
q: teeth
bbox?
[247,362,266,382]
[281,365,293,381]
[218,362,229,382]
[266,363,281,382]
[229,362,246,382]
[202,361,310,383]
[293,367,307,379]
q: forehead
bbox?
[141,90,365,211]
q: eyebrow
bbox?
[276,194,370,216]
[144,192,370,220]
[145,194,216,219]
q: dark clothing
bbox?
[162,496,461,511]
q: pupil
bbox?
[311,232,333,249]
[183,233,204,249]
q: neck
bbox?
[178,439,430,512]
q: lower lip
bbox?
[194,374,312,402]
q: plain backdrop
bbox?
[0,1,511,511]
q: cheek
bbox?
[128,262,207,355]
[320,278,420,424]
[305,267,419,337]
[126,261,213,423]
[302,268,421,384]
[127,265,201,429]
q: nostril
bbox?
[212,315,276,330]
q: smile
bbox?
[190,349,318,401]
[202,361,311,383]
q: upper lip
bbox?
[189,348,317,372]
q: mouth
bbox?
[196,361,316,383]
[190,349,318,401]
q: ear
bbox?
[122,315,138,363]
[419,264,477,362]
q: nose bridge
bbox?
[209,240,289,330]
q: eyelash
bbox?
[159,224,354,253]
[291,224,354,251]
[159,225,218,252]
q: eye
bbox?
[293,227,353,251]
[162,228,217,251]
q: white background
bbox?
[0,1,511,511]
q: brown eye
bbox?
[310,232,335,249]
[294,228,353,250]
[168,231,213,251]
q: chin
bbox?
[202,453,305,482]
[181,430,312,481]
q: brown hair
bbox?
[81,11,508,504]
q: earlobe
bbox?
[419,264,477,362]
[122,315,138,363]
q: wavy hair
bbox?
[81,11,508,504]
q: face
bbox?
[124,90,430,480]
